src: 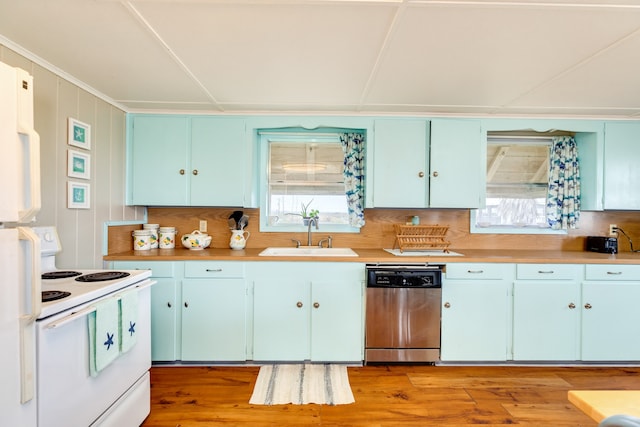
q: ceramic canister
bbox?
[143,223,159,248]
[132,229,152,251]
[158,226,176,249]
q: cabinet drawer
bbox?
[445,263,506,280]
[516,264,581,280]
[184,261,245,278]
[585,264,640,281]
[112,261,176,278]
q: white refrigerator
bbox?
[0,60,42,427]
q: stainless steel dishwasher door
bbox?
[365,286,442,362]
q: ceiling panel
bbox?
[0,0,211,105]
[1,0,640,116]
[132,1,396,107]
[365,3,640,111]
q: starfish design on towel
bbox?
[104,332,114,350]
[128,321,136,336]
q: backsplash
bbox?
[106,207,640,254]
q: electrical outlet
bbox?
[199,220,207,233]
[609,224,618,236]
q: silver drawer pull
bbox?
[467,270,484,274]
[538,270,554,274]
[607,271,623,275]
[206,268,223,272]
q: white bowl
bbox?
[181,230,212,250]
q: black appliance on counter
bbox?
[365,263,443,363]
[586,236,618,254]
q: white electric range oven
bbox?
[33,227,154,427]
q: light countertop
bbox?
[569,390,640,422]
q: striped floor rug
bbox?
[249,364,355,406]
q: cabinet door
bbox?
[582,282,640,361]
[190,117,245,206]
[181,279,247,361]
[441,280,509,361]
[150,279,179,362]
[311,280,363,362]
[429,119,481,208]
[372,119,429,207]
[253,279,310,361]
[512,281,580,361]
[603,122,640,210]
[129,116,189,205]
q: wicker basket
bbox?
[393,224,451,253]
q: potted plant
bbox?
[299,200,319,226]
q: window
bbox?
[472,131,573,234]
[259,129,359,232]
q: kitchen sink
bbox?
[259,247,359,257]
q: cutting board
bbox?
[568,390,640,422]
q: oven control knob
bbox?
[443,302,451,308]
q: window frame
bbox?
[470,134,568,235]
[258,129,360,233]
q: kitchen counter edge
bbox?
[104,248,640,264]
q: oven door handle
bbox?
[46,305,97,329]
[46,279,156,330]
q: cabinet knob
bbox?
[167,302,172,308]
[179,169,185,175]
[192,169,198,176]
[568,303,576,309]
[313,302,320,309]
[444,302,451,308]
[584,303,592,310]
[418,171,425,178]
[432,171,439,177]
[184,302,189,308]
[296,301,303,308]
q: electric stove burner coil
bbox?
[42,271,82,280]
[75,271,130,282]
[42,290,71,302]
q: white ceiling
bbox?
[1,0,640,118]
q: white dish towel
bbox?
[119,288,139,353]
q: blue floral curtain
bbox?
[546,136,580,230]
[340,133,365,228]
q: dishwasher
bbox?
[365,264,443,363]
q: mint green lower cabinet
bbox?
[150,279,179,361]
[181,279,246,361]
[582,265,640,361]
[250,262,364,362]
[110,261,180,362]
[512,264,582,361]
[440,263,513,361]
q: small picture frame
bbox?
[67,181,90,209]
[67,149,90,180]
[67,117,91,150]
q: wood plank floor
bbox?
[141,365,640,426]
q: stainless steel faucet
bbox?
[307,217,319,246]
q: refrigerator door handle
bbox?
[17,128,41,224]
[17,227,41,403]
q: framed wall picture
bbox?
[67,117,91,150]
[67,149,90,180]
[67,181,90,209]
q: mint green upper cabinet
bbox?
[372,119,429,207]
[190,117,245,206]
[128,115,245,206]
[429,119,482,208]
[130,116,190,205]
[372,118,481,208]
[603,122,640,210]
